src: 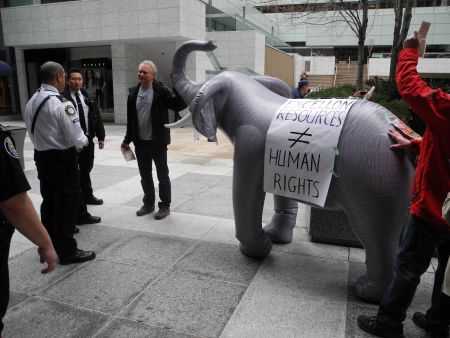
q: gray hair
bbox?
[40,61,65,83]
[139,60,157,78]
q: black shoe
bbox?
[413,312,449,338]
[59,249,96,265]
[357,315,404,338]
[136,205,154,216]
[73,226,80,234]
[85,195,103,205]
[77,215,101,225]
[155,207,170,220]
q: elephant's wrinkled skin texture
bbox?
[169,40,415,304]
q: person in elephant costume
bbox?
[167,40,416,304]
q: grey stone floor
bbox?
[4,122,436,338]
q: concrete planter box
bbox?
[308,208,362,248]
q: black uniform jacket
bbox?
[62,87,105,141]
[0,125,30,227]
[123,80,187,146]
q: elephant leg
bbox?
[345,199,406,304]
[233,125,272,258]
[263,195,298,244]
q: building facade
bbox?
[1,0,449,121]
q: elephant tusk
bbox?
[165,112,192,128]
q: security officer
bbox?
[0,124,57,336]
[24,61,96,265]
[63,69,104,225]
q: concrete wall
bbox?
[265,45,293,87]
[206,30,265,74]
[292,54,335,76]
[111,44,145,123]
[368,57,450,77]
[112,43,213,124]
[1,0,206,47]
[14,48,28,115]
[1,0,208,122]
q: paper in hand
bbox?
[121,146,136,161]
[417,21,430,57]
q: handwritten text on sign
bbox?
[263,99,355,207]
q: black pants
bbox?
[35,149,79,257]
[78,139,94,219]
[378,216,450,326]
[79,138,95,199]
[134,140,171,208]
[0,225,14,335]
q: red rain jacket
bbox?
[396,48,450,232]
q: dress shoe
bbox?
[77,215,101,225]
[59,249,96,265]
[136,205,154,216]
[73,226,80,234]
[357,315,404,338]
[155,207,170,220]
[85,195,103,205]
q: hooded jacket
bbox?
[396,48,450,231]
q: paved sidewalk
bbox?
[4,122,434,338]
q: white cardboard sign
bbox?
[264,98,355,207]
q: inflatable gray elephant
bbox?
[168,40,415,303]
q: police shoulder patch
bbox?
[65,105,76,116]
[4,137,19,159]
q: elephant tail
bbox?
[172,40,217,104]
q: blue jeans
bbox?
[378,216,450,326]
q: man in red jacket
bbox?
[357,32,450,338]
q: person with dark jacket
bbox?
[357,31,450,338]
[291,79,309,99]
[0,125,57,336]
[121,60,186,220]
[63,69,105,226]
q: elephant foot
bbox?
[239,231,272,258]
[263,212,296,244]
[354,275,385,304]
[263,223,293,244]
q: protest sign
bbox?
[264,98,355,207]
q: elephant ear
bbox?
[194,98,217,143]
[189,77,230,143]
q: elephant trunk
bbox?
[172,40,217,104]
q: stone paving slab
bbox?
[95,318,195,338]
[97,231,197,270]
[3,297,111,338]
[121,271,247,338]
[8,249,79,294]
[7,292,28,310]
[221,251,349,338]
[171,241,263,285]
[41,259,161,314]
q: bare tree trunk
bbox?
[389,0,413,97]
[356,0,368,90]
